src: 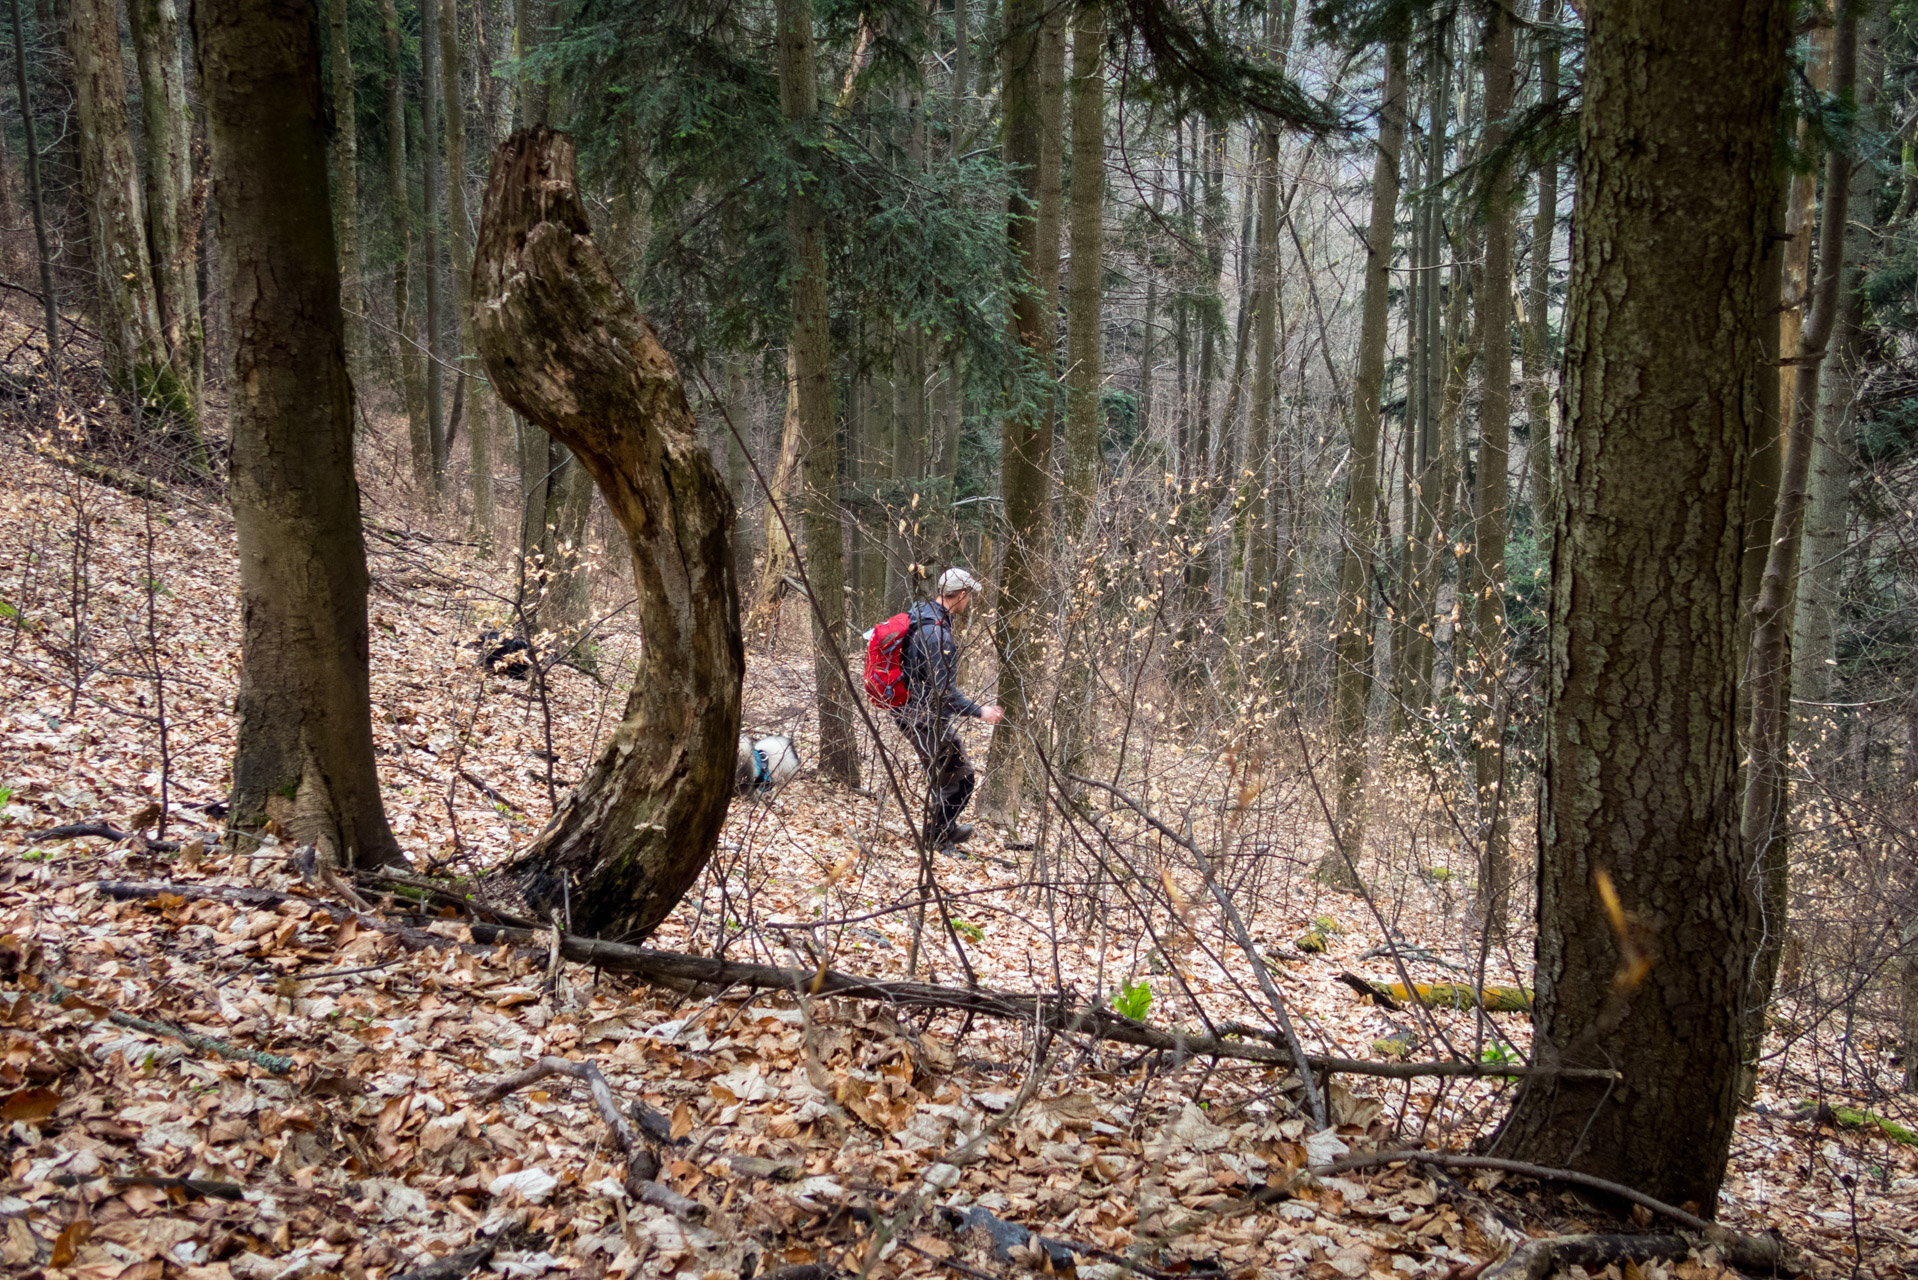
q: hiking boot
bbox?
[935,822,974,849]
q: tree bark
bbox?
[1493,0,1792,1212]
[1520,0,1558,534]
[444,0,495,553]
[321,0,361,375]
[1740,0,1858,1091]
[201,0,404,871]
[383,0,430,486]
[776,0,859,786]
[1471,3,1517,930]
[981,0,1064,825]
[128,0,203,424]
[1792,9,1883,708]
[69,0,173,420]
[473,127,744,940]
[421,0,447,494]
[1328,39,1404,882]
[8,0,60,396]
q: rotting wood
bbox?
[95,880,1621,1083]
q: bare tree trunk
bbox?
[421,0,447,495]
[8,0,59,398]
[384,0,430,486]
[776,0,859,786]
[322,0,361,377]
[69,0,173,421]
[200,0,403,870]
[747,353,804,633]
[1793,8,1883,709]
[981,0,1064,825]
[1327,38,1405,886]
[1240,124,1277,643]
[474,128,744,940]
[1494,0,1792,1211]
[443,0,495,552]
[1471,2,1517,930]
[1740,0,1858,1096]
[1520,0,1559,533]
[127,0,203,424]
[1056,4,1104,769]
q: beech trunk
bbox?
[202,0,403,870]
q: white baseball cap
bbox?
[937,568,984,596]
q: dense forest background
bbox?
[3,0,1918,1275]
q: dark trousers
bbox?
[893,711,976,840]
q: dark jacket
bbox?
[902,601,983,719]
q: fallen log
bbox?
[95,881,1618,1084]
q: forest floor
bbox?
[1,352,1916,1274]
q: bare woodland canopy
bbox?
[4,0,1918,1275]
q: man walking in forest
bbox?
[897,569,1002,849]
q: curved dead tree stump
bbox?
[471,127,743,940]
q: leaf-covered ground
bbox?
[1,404,1915,1279]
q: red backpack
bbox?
[863,613,917,708]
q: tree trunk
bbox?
[421,0,447,494]
[747,352,804,634]
[444,0,495,552]
[1493,0,1792,1212]
[127,0,203,426]
[321,0,361,375]
[1327,39,1405,885]
[473,128,744,940]
[1740,0,1858,1093]
[9,0,60,396]
[69,0,172,420]
[981,0,1064,826]
[1520,0,1558,534]
[1241,124,1277,637]
[1793,9,1883,709]
[513,0,547,127]
[1061,6,1102,541]
[201,0,404,871]
[384,0,430,487]
[1471,3,1517,931]
[776,0,859,787]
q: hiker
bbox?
[872,568,1002,848]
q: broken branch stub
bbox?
[469,127,744,941]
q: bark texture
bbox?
[384,0,430,484]
[201,0,403,870]
[1740,0,1858,1085]
[128,0,203,415]
[473,128,745,940]
[1494,0,1791,1212]
[1471,4,1517,929]
[1061,7,1103,540]
[982,0,1065,823]
[69,0,170,410]
[324,0,360,370]
[1329,40,1404,877]
[775,0,859,786]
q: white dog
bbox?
[735,734,800,794]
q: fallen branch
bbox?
[48,1173,244,1200]
[27,973,294,1074]
[477,1056,702,1218]
[31,821,181,852]
[94,882,1614,1083]
[1315,1151,1792,1274]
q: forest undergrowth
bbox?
[1,336,1915,1275]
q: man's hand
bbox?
[981,705,1004,725]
